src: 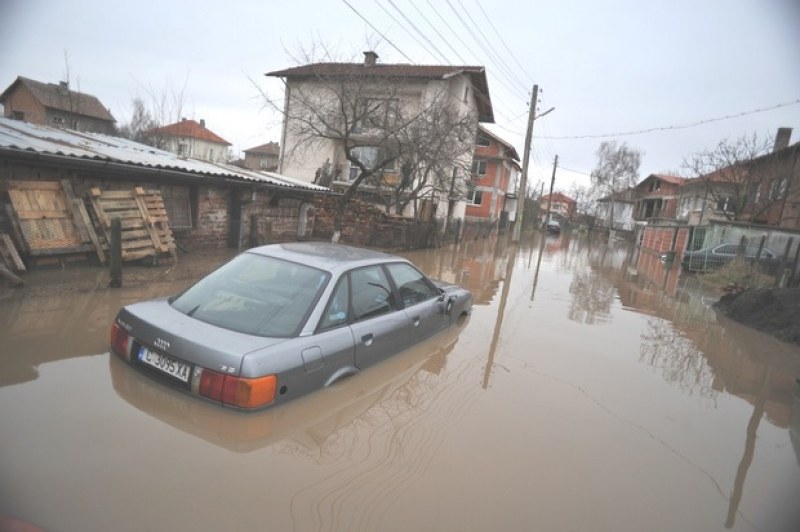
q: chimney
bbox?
[58,81,69,94]
[200,119,206,129]
[363,51,379,67]
[773,127,792,152]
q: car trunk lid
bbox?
[116,298,287,375]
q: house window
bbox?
[715,196,735,213]
[476,134,491,147]
[177,143,188,156]
[467,187,483,205]
[161,186,194,229]
[770,178,788,200]
[354,98,399,132]
[52,115,65,125]
[12,111,24,120]
[349,146,396,181]
[471,159,487,176]
[747,182,761,203]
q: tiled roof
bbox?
[148,119,231,146]
[266,60,494,123]
[652,173,686,185]
[0,117,331,194]
[541,192,576,204]
[0,76,115,122]
[244,141,280,155]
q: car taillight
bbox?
[199,369,276,409]
[110,322,132,360]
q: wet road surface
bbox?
[1,234,799,531]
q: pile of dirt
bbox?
[713,288,800,346]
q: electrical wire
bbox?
[535,98,800,140]
[341,0,416,63]
[473,0,535,85]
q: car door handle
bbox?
[411,317,420,327]
[361,333,374,346]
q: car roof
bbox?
[246,242,403,274]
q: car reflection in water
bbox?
[109,318,467,453]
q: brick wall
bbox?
[2,85,46,124]
[312,195,440,249]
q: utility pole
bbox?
[544,155,559,225]
[512,84,539,243]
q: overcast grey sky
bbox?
[1,0,798,192]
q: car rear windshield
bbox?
[170,253,329,337]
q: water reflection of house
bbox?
[612,271,800,429]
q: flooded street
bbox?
[1,235,799,532]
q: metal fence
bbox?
[685,222,800,285]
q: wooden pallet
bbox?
[89,187,176,262]
[5,180,105,263]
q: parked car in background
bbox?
[545,220,561,234]
[110,243,472,411]
[681,242,781,272]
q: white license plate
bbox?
[138,346,191,383]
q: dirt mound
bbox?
[713,288,800,346]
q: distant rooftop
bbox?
[148,119,231,146]
[0,76,115,122]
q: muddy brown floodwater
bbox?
[1,234,799,531]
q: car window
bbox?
[350,265,397,321]
[170,253,329,337]
[715,244,738,254]
[386,262,439,307]
[318,276,349,331]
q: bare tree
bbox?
[117,98,159,143]
[590,141,642,238]
[682,134,773,222]
[117,76,189,148]
[260,48,478,241]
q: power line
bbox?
[408,0,468,64]
[535,98,800,140]
[341,0,415,63]
[456,0,529,91]
[385,0,450,63]
[473,0,535,85]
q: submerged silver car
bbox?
[110,242,472,410]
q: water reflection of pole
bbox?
[725,365,771,528]
[531,157,558,301]
[482,244,518,389]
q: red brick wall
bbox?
[640,226,689,254]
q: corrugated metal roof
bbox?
[0,117,331,193]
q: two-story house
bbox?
[465,125,520,225]
[632,174,685,221]
[146,119,231,163]
[266,51,493,223]
[243,142,280,171]
[0,76,116,134]
[540,192,577,223]
[677,128,800,229]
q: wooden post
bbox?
[775,237,793,288]
[109,217,122,288]
[264,221,272,245]
[249,214,259,248]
